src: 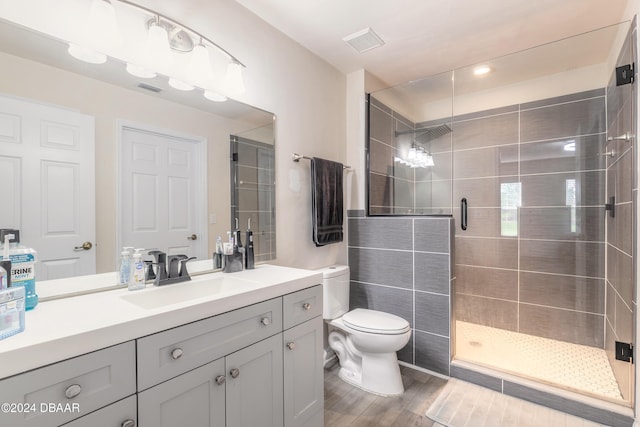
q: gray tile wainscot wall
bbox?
[347,211,455,376]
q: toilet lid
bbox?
[342,309,410,335]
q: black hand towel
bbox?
[311,157,344,246]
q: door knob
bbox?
[73,241,93,251]
[187,234,198,240]
[302,302,311,311]
[215,375,226,385]
[230,368,240,378]
[287,342,295,350]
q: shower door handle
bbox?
[461,198,468,230]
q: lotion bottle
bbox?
[129,249,146,291]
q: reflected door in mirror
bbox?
[0,94,96,280]
[119,125,207,260]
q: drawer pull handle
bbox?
[215,375,226,385]
[260,317,271,326]
[121,420,136,427]
[302,302,311,311]
[287,342,296,350]
[65,384,82,399]
[171,348,184,360]
[230,368,240,379]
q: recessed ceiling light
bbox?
[343,27,385,54]
[473,65,492,76]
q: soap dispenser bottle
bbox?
[129,249,146,291]
[118,249,132,286]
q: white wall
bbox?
[0,0,348,270]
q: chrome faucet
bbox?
[148,251,196,286]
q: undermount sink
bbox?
[120,275,260,309]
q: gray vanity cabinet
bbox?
[0,283,324,427]
[282,285,324,427]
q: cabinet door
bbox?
[138,358,225,427]
[226,334,283,427]
[62,395,136,427]
[283,317,324,427]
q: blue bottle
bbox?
[0,229,38,310]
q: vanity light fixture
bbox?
[66,0,246,99]
[473,65,492,76]
[563,141,576,151]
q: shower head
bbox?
[395,123,452,142]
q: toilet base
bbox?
[336,351,405,397]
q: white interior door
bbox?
[119,124,206,260]
[0,94,96,280]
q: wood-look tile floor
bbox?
[324,363,448,427]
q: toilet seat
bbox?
[342,308,410,335]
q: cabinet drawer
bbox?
[0,341,136,427]
[62,395,137,427]
[137,297,282,391]
[283,285,322,329]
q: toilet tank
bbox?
[316,265,350,320]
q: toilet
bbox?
[319,265,411,396]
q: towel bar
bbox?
[292,153,351,169]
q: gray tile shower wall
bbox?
[453,88,608,348]
[604,20,636,402]
[347,214,454,376]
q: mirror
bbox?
[0,18,275,295]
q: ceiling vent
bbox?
[138,83,162,93]
[343,27,385,54]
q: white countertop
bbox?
[0,264,323,379]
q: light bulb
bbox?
[126,63,157,79]
[188,43,214,85]
[407,147,417,160]
[147,20,171,69]
[204,91,228,102]
[225,61,245,95]
[87,0,121,51]
[168,78,194,91]
[67,44,107,64]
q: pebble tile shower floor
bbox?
[455,321,622,401]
